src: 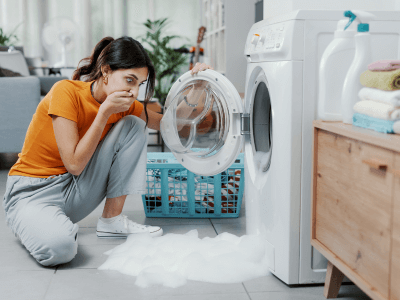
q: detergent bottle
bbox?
[318,16,357,121]
[341,10,376,124]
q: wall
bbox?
[263,0,400,20]
[225,0,255,94]
[0,0,200,68]
[154,0,200,49]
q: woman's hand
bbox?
[190,62,214,75]
[99,91,135,118]
[175,63,214,135]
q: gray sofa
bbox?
[0,77,41,153]
[0,50,67,153]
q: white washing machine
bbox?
[159,10,400,285]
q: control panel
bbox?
[247,23,286,52]
[244,20,304,62]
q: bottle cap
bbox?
[358,24,369,32]
[344,10,376,33]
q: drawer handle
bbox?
[362,158,388,171]
[393,169,400,177]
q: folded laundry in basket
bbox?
[169,188,187,196]
[145,165,242,216]
[368,60,400,72]
[195,182,215,193]
[353,113,400,134]
[201,199,236,214]
[150,201,211,214]
[353,100,400,120]
[150,168,188,180]
[360,69,400,91]
[148,181,162,189]
[144,196,163,209]
[196,171,229,183]
[358,87,400,107]
[195,189,212,201]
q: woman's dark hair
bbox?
[72,36,155,126]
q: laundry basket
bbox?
[142,152,244,218]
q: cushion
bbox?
[0,67,23,77]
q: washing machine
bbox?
[159,10,400,285]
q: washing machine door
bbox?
[160,70,244,176]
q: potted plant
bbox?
[0,25,20,46]
[138,18,190,107]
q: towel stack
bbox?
[353,60,400,134]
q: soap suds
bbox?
[254,151,270,175]
[98,229,270,288]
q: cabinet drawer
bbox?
[391,154,400,300]
[315,130,394,299]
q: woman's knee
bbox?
[122,115,146,132]
[32,225,79,267]
[121,115,147,143]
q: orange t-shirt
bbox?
[9,80,144,178]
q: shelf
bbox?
[201,0,226,72]
[202,0,225,32]
[200,0,253,94]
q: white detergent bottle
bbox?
[341,10,376,124]
[318,17,357,121]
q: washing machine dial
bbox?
[251,34,260,46]
[259,34,266,44]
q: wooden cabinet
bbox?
[316,130,393,297]
[311,121,400,300]
[391,154,400,300]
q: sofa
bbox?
[0,50,67,153]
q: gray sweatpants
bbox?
[2,115,148,267]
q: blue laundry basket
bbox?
[142,152,244,218]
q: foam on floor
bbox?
[98,229,270,288]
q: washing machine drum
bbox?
[160,70,244,176]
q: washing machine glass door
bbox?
[160,70,244,176]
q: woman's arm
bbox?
[52,111,109,176]
[52,90,135,176]
[139,108,162,131]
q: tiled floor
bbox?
[0,153,371,300]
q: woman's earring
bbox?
[104,76,108,84]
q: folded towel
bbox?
[368,60,400,71]
[358,87,400,106]
[353,100,400,120]
[360,69,400,90]
[394,121,400,133]
[353,113,400,134]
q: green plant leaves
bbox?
[0,23,22,46]
[138,18,190,106]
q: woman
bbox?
[2,36,213,267]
